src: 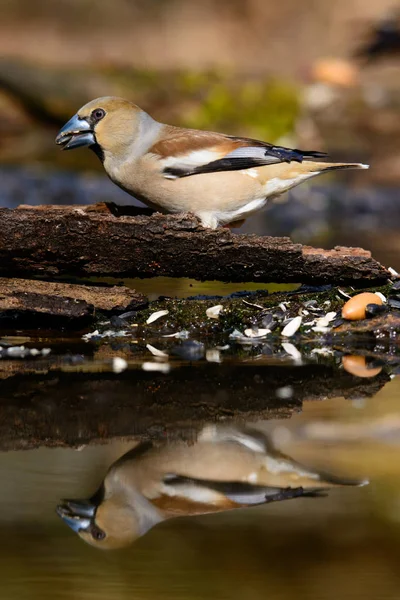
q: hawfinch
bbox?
[56,97,368,229]
[57,425,366,550]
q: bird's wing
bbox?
[149,128,327,180]
[159,474,325,509]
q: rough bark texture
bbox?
[0,277,147,327]
[0,204,389,283]
[0,362,389,450]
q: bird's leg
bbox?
[223,219,246,229]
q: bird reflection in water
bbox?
[57,424,367,550]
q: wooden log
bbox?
[0,204,389,284]
[0,277,147,327]
[0,361,389,450]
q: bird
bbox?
[55,96,369,229]
[56,424,368,550]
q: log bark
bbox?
[0,204,389,284]
[0,277,147,327]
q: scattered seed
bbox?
[112,357,128,373]
[281,316,302,337]
[374,292,386,303]
[173,340,204,361]
[342,293,383,320]
[312,325,330,333]
[82,330,99,341]
[365,303,387,318]
[337,289,351,299]
[281,342,302,362]
[146,310,169,324]
[206,304,224,319]
[229,329,244,339]
[389,267,399,277]
[206,349,221,363]
[242,300,264,309]
[118,310,138,320]
[142,362,171,373]
[278,303,288,312]
[146,344,168,358]
[244,328,271,338]
[259,313,274,329]
[311,347,334,356]
[6,346,26,358]
[163,331,190,339]
[325,311,337,322]
[276,386,294,399]
[388,298,400,309]
[331,317,345,329]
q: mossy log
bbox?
[0,204,389,284]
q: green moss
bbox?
[180,75,300,141]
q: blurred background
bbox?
[1,0,400,264]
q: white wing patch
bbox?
[160,149,223,171]
[161,482,225,504]
[224,146,279,163]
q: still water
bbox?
[1,347,400,600]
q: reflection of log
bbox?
[0,363,389,450]
[0,205,389,284]
[0,278,147,327]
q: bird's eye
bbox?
[91,525,106,541]
[91,108,106,122]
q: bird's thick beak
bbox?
[56,499,96,532]
[55,115,95,150]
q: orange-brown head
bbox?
[55,96,147,161]
[56,492,162,550]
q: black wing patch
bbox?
[163,145,327,179]
[163,474,326,505]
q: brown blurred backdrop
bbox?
[0,0,397,74]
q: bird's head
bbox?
[56,496,142,550]
[55,96,143,161]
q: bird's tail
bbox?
[307,161,369,173]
